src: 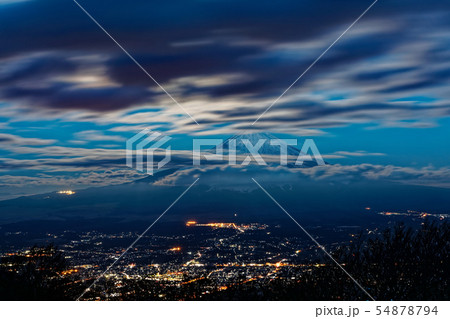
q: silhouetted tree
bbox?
[281,221,448,300]
[203,221,449,300]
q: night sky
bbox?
[0,0,449,199]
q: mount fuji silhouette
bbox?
[0,133,449,230]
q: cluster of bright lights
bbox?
[57,190,75,195]
[186,220,261,233]
[186,221,238,229]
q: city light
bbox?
[57,190,75,195]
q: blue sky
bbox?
[0,0,449,199]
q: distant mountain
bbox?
[1,163,449,228]
[132,168,179,184]
[1,133,448,229]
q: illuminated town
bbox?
[1,217,353,300]
[0,207,446,300]
[185,220,268,232]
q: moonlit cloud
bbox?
[0,0,448,135]
[0,0,449,198]
[0,133,56,146]
[155,164,450,190]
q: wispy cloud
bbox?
[324,151,386,159]
[0,133,56,146]
[0,1,448,136]
[0,0,449,199]
[155,164,450,190]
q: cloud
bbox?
[0,52,157,111]
[0,0,449,200]
[73,130,125,142]
[155,163,450,190]
[0,0,30,5]
[0,1,448,136]
[0,169,146,201]
[325,151,386,159]
[0,133,56,146]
